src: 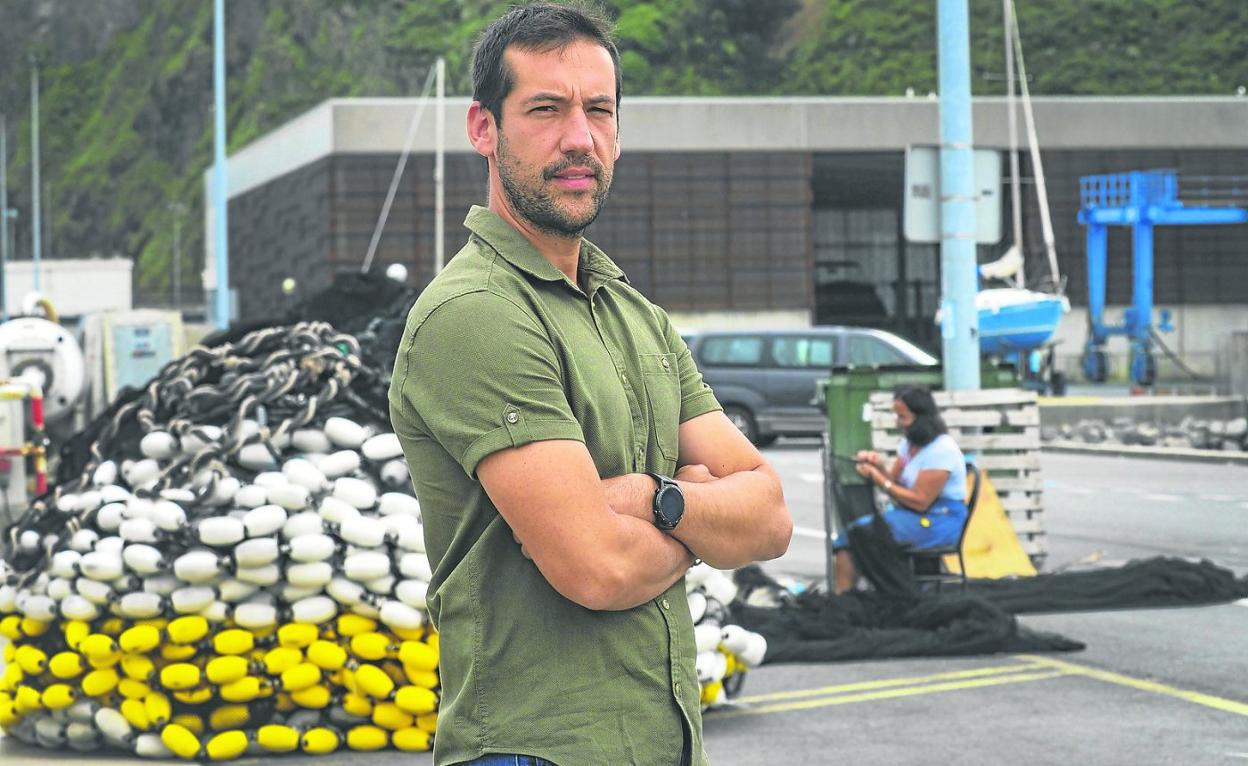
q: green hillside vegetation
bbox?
[0,0,1244,302]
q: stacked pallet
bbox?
[868,388,1047,566]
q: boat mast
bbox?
[1004,0,1023,288]
[1010,0,1062,290]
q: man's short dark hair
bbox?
[471,2,621,128]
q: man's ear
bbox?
[467,101,496,158]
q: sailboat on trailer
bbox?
[975,0,1069,358]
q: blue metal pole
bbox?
[1085,223,1107,343]
[1130,219,1154,382]
[212,0,230,329]
[937,0,980,390]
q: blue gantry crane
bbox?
[1077,170,1248,386]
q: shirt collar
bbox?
[463,205,627,291]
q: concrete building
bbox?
[206,96,1248,381]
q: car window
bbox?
[771,336,835,369]
[700,336,764,366]
[846,334,912,366]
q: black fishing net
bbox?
[732,473,1248,664]
[732,579,1086,664]
[967,556,1248,614]
[53,272,417,491]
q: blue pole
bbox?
[212,0,230,329]
[936,0,980,391]
[1085,223,1107,343]
[1129,219,1154,383]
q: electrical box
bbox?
[111,323,175,392]
[82,310,186,420]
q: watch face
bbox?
[656,484,684,527]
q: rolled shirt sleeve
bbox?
[392,291,585,478]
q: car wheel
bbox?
[724,405,760,445]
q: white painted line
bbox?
[799,472,824,483]
[1060,486,1095,495]
[792,525,828,540]
[1141,493,1183,502]
[1234,599,1248,609]
[1198,494,1241,503]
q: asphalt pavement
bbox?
[3,446,1246,764]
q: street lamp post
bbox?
[169,202,187,310]
[30,54,42,293]
[1,113,12,321]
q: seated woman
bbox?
[833,384,968,594]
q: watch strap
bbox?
[645,472,681,530]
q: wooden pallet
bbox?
[868,388,1047,564]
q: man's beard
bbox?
[496,131,612,239]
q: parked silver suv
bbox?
[682,327,938,445]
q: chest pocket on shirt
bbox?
[639,352,681,464]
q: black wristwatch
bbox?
[646,473,685,531]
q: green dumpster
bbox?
[819,363,1018,485]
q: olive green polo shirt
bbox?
[388,206,721,766]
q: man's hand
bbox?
[478,440,694,611]
[675,464,717,484]
[601,473,655,522]
[600,467,715,526]
[669,411,792,569]
[512,529,532,559]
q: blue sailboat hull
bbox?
[978,292,1068,355]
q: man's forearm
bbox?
[672,468,790,569]
[597,514,695,610]
[602,470,790,570]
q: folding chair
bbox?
[904,462,982,594]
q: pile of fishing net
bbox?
[0,274,768,759]
[0,321,438,758]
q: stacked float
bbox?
[687,563,766,706]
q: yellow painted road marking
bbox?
[733,661,1047,705]
[712,669,1069,718]
[1020,654,1248,717]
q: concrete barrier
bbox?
[1038,396,1247,431]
